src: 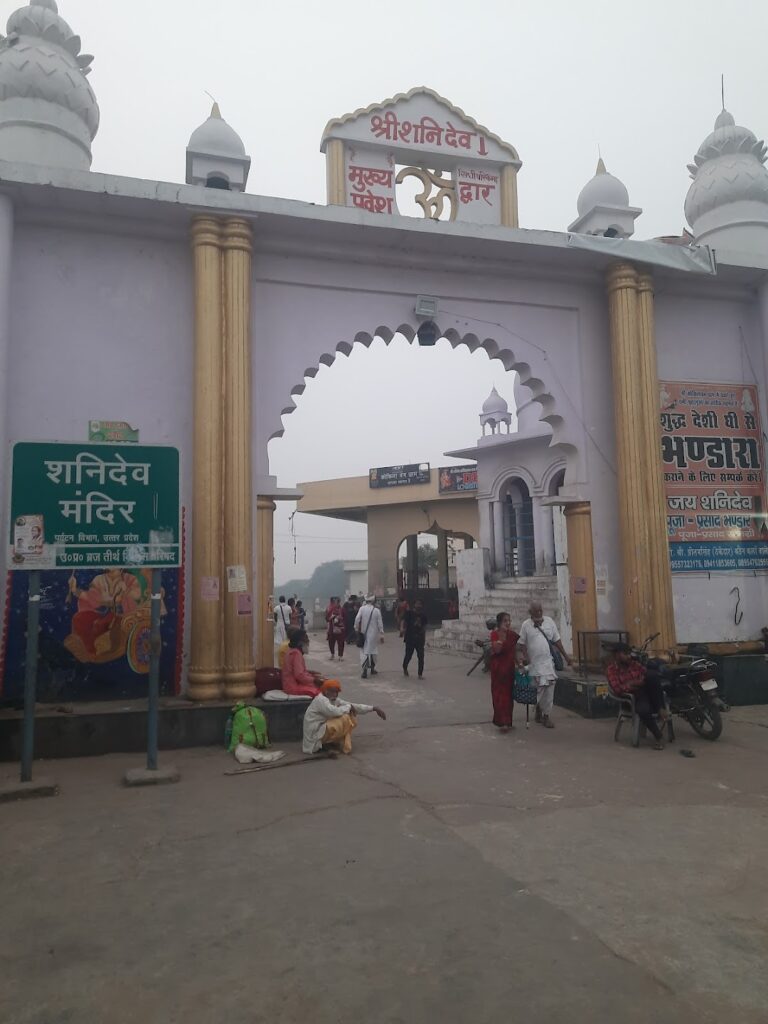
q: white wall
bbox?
[656,289,768,642]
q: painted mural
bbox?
[660,381,768,573]
[0,566,182,703]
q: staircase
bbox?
[428,576,560,657]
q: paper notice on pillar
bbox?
[572,576,588,594]
[10,514,55,569]
[226,565,248,593]
[236,592,253,617]
[201,576,220,602]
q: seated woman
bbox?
[277,626,299,673]
[282,630,323,697]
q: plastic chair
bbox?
[608,689,675,747]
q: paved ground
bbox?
[2,635,768,1024]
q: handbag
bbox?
[513,668,538,705]
[536,622,565,672]
[356,606,375,648]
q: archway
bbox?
[263,324,581,666]
[266,334,520,625]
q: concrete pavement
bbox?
[2,634,767,1023]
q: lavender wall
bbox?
[251,254,589,483]
[4,222,194,682]
[2,205,765,689]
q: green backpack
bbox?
[227,703,269,752]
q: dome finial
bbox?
[203,91,221,120]
[596,156,607,174]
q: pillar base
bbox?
[187,673,224,702]
[223,669,256,701]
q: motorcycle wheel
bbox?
[686,701,723,741]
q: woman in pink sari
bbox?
[282,631,323,697]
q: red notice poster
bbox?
[660,381,768,572]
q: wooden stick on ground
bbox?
[224,752,336,777]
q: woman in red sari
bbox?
[282,632,323,698]
[489,612,519,732]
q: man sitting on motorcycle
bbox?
[606,643,668,750]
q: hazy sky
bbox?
[19,0,768,582]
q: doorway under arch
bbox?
[500,478,535,577]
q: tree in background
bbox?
[275,560,346,607]
[418,544,438,569]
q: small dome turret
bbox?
[576,158,629,215]
[482,387,509,417]
[568,158,641,239]
[480,387,512,438]
[186,102,251,192]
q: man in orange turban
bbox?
[302,679,386,755]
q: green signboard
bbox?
[88,420,140,443]
[8,442,181,570]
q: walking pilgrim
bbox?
[517,602,572,728]
[354,595,385,679]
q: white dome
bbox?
[188,103,246,158]
[685,109,768,229]
[482,387,509,416]
[576,158,630,216]
[0,0,99,169]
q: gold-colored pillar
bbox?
[222,218,256,699]
[637,274,677,652]
[500,165,519,228]
[564,502,598,663]
[326,139,346,206]
[188,218,225,701]
[256,496,276,669]
[606,263,657,646]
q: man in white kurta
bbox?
[302,680,386,754]
[354,596,384,679]
[517,602,571,728]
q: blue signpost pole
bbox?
[20,569,41,783]
[146,567,162,772]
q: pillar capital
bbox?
[190,216,224,249]
[637,271,654,295]
[257,497,277,512]
[221,217,253,253]
[564,501,591,519]
[605,261,639,295]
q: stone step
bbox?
[431,575,561,656]
[490,576,558,589]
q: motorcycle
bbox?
[632,633,726,741]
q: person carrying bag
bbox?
[354,596,384,679]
